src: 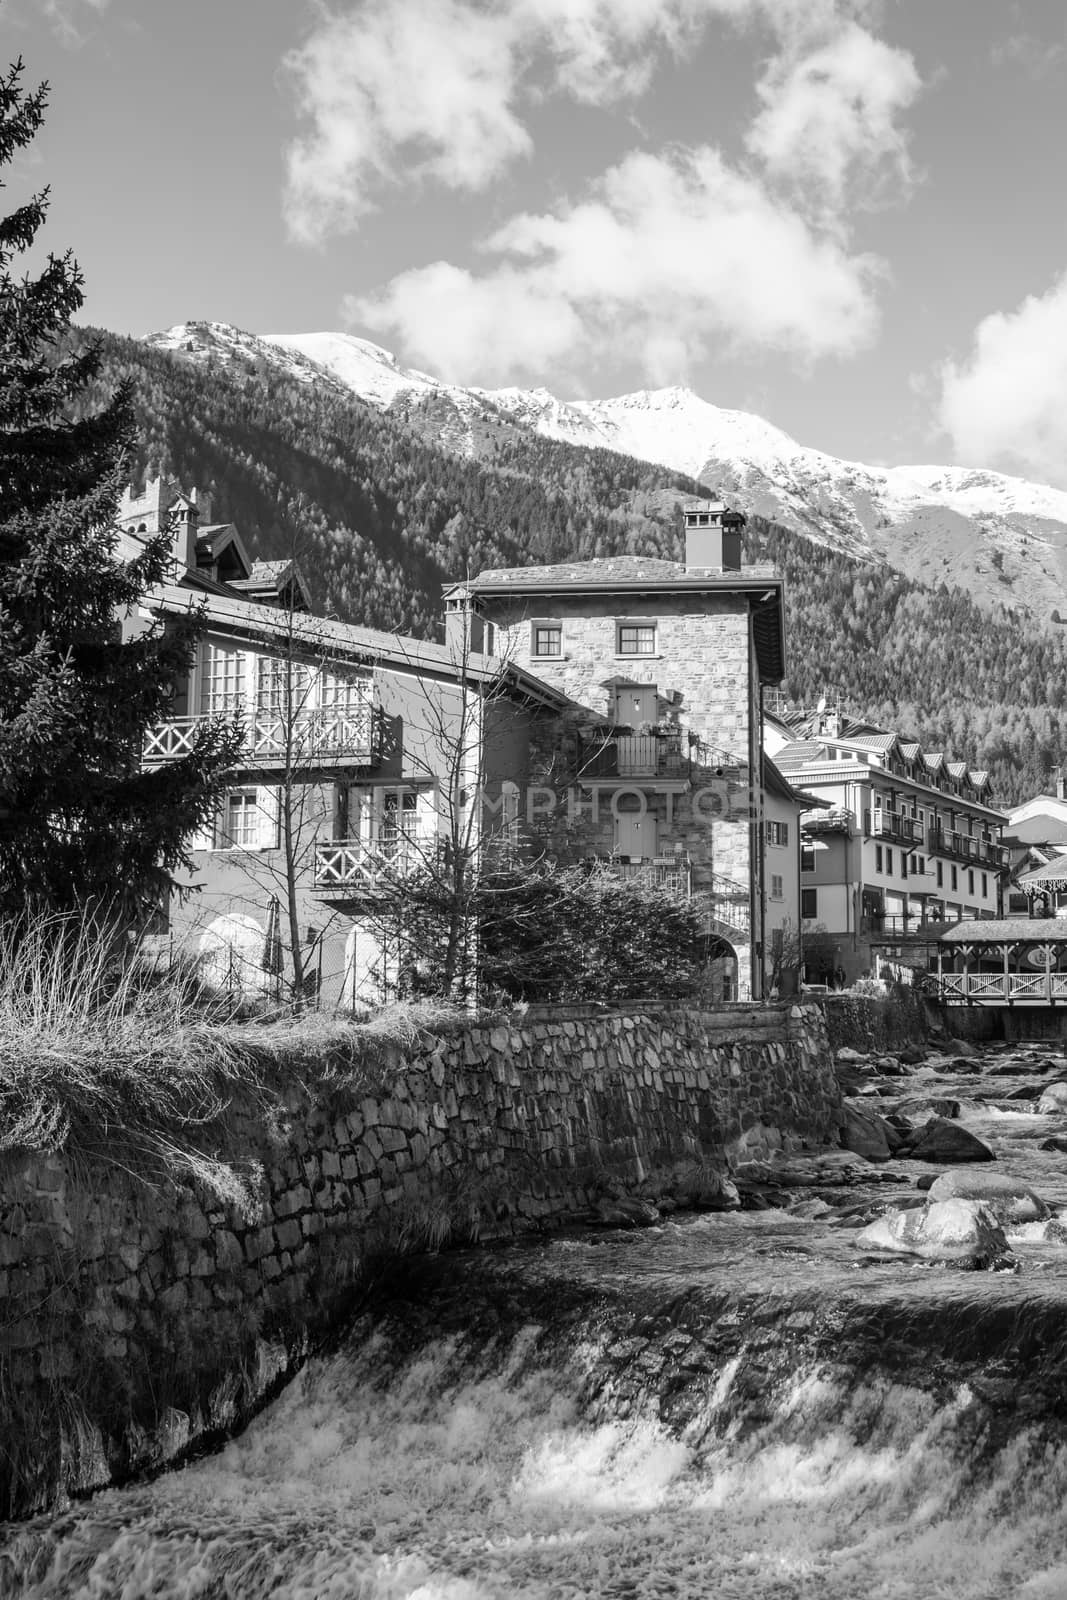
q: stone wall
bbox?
[0,1001,838,1517]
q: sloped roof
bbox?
[763,754,828,809]
[770,739,829,766]
[941,918,1067,943]
[1018,854,1067,886]
[150,583,568,708]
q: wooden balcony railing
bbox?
[862,913,953,939]
[144,699,377,767]
[926,827,1007,869]
[313,835,426,892]
[938,971,1067,1003]
[863,809,924,844]
[577,734,686,780]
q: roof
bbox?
[150,582,569,709]
[940,918,1067,943]
[463,556,777,588]
[1018,854,1067,886]
[775,739,831,767]
[452,556,786,685]
[763,754,828,810]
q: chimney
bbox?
[684,499,744,571]
[444,594,486,659]
[171,491,199,573]
[1057,768,1067,803]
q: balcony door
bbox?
[615,797,657,859]
[614,684,658,777]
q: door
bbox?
[615,801,656,858]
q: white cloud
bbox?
[349,146,881,386]
[746,19,921,218]
[937,274,1067,488]
[283,0,529,245]
[283,0,920,244]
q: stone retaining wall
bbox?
[0,1001,838,1516]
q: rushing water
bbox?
[6,1043,1067,1599]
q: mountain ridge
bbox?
[145,320,1067,619]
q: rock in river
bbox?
[908,1116,996,1164]
[927,1170,1049,1225]
[1037,1082,1067,1114]
[840,1103,893,1162]
[855,1199,1013,1268]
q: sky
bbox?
[4,0,1067,482]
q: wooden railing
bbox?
[144,700,377,766]
[926,827,1007,868]
[938,972,1067,1002]
[863,809,924,843]
[577,734,686,779]
[313,835,425,892]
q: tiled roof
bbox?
[946,761,969,778]
[899,742,921,760]
[773,740,829,765]
[843,732,898,752]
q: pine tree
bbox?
[0,59,239,918]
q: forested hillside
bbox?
[83,330,1067,804]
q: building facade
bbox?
[128,486,797,1003]
[770,708,1009,984]
[448,500,792,998]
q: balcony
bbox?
[863,809,924,844]
[313,835,426,894]
[861,912,954,941]
[938,971,1067,1005]
[926,827,1007,869]
[144,699,378,769]
[577,732,687,780]
[592,854,692,898]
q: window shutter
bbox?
[257,786,281,849]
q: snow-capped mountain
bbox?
[143,322,1067,619]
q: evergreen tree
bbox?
[0,60,239,918]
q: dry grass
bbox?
[0,912,474,1197]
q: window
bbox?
[201,642,246,713]
[901,853,908,879]
[801,888,818,919]
[532,621,562,658]
[379,788,419,854]
[215,790,273,850]
[968,869,975,895]
[770,874,784,901]
[936,861,943,887]
[981,872,988,897]
[885,847,894,874]
[616,622,657,656]
[766,820,789,847]
[800,845,815,872]
[875,844,883,873]
[951,864,958,890]
[257,655,312,715]
[319,667,368,712]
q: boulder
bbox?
[908,1117,996,1164]
[944,1038,981,1059]
[915,1173,937,1191]
[927,1170,1049,1225]
[897,1097,961,1122]
[1038,1082,1067,1114]
[855,1199,1013,1268]
[836,1046,869,1062]
[841,1104,893,1162]
[898,1045,926,1066]
[1040,1136,1067,1154]
[594,1196,661,1227]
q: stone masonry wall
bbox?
[0,1002,838,1516]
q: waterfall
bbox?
[5,1213,1067,1600]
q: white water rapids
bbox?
[5,1304,1067,1600]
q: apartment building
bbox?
[769,707,1009,983]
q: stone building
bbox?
[444,499,792,998]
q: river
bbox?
[5,1040,1067,1599]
